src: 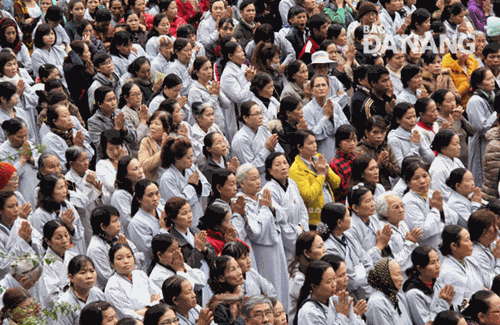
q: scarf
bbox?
[51,127,74,147]
[330,150,356,203]
[475,89,495,107]
[0,18,22,54]
[367,257,402,314]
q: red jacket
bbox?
[169,16,187,38]
[206,229,250,255]
[120,12,154,31]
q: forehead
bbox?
[251,303,271,313]
[385,195,401,206]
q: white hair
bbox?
[241,295,272,319]
[375,191,399,221]
[235,163,256,184]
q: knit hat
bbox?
[0,162,16,189]
[357,2,378,19]
[486,17,500,37]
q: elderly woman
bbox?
[289,130,341,228]
[42,103,94,174]
[447,168,485,227]
[461,291,500,325]
[375,192,422,276]
[235,163,289,311]
[281,60,311,106]
[366,258,412,325]
[0,257,42,307]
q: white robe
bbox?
[429,154,465,203]
[149,262,207,291]
[38,248,78,310]
[86,234,144,290]
[110,189,133,237]
[388,126,435,168]
[96,158,117,197]
[288,269,304,324]
[262,178,309,261]
[303,97,349,163]
[346,213,381,263]
[53,287,106,325]
[104,270,161,321]
[127,207,162,272]
[366,291,412,325]
[241,268,276,299]
[297,295,364,325]
[447,190,483,228]
[159,164,210,227]
[191,123,228,165]
[170,59,193,97]
[405,285,450,325]
[385,221,418,278]
[251,95,280,127]
[470,242,500,289]
[151,53,173,78]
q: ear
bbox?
[450,242,457,253]
[172,295,180,307]
[303,250,311,260]
[100,222,106,233]
[216,183,223,194]
[351,204,360,214]
[478,312,487,324]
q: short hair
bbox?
[198,204,230,232]
[421,50,439,65]
[431,129,457,153]
[239,100,258,123]
[353,65,369,87]
[441,3,465,23]
[239,0,254,11]
[90,205,120,236]
[368,65,389,86]
[468,209,497,242]
[176,24,196,39]
[221,241,250,260]
[95,8,112,22]
[284,60,305,83]
[307,14,330,35]
[445,167,468,191]
[0,81,17,103]
[160,137,192,169]
[45,5,64,22]
[409,8,431,31]
[100,129,124,160]
[37,174,66,213]
[110,31,131,56]
[254,24,274,44]
[335,124,356,148]
[250,72,273,96]
[109,243,134,265]
[235,163,256,185]
[401,64,421,88]
[127,56,150,77]
[264,152,287,181]
[365,115,388,132]
[288,6,306,21]
[192,102,212,119]
[405,245,436,278]
[191,56,210,80]
[65,146,86,171]
[93,52,112,68]
[241,296,272,319]
[327,24,343,39]
[164,196,189,227]
[375,191,399,220]
[440,225,464,256]
[483,42,500,60]
[470,67,492,91]
[462,290,496,322]
[79,301,115,325]
[34,24,56,49]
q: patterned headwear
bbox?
[367,257,401,314]
[486,17,500,37]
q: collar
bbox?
[416,120,436,133]
[272,177,289,192]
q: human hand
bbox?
[259,189,273,209]
[18,221,32,242]
[406,228,422,243]
[139,104,149,125]
[194,230,207,251]
[151,293,161,302]
[245,66,256,82]
[430,189,443,212]
[188,171,200,185]
[16,79,25,96]
[324,99,334,119]
[377,151,389,164]
[312,154,329,176]
[74,130,85,147]
[439,284,455,306]
[410,130,420,144]
[209,81,221,96]
[353,299,367,316]
[231,195,246,216]
[224,225,238,243]
[333,290,352,317]
[196,308,214,325]
[114,111,125,131]
[177,123,189,138]
[117,234,128,244]
[375,224,392,251]
[226,157,239,174]
[471,187,483,203]
[297,118,308,130]
[60,208,75,230]
[264,134,279,152]
[178,96,188,108]
[171,249,186,272]
[19,203,31,220]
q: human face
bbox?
[479,295,500,325]
[70,2,85,21]
[313,63,330,77]
[211,0,225,21]
[206,133,228,158]
[389,260,404,290]
[99,91,117,116]
[259,80,274,99]
[419,101,438,125]
[398,108,417,131]
[388,53,405,71]
[10,298,39,323]
[269,155,290,183]
[425,56,443,75]
[236,253,252,274]
[420,249,441,280]
[2,92,18,108]
[482,222,499,248]
[46,226,71,257]
[335,262,349,292]
[126,85,142,108]
[353,191,376,218]
[229,46,245,66]
[385,195,405,226]
[217,212,232,232]
[416,18,431,33]
[450,11,465,25]
[196,61,213,82]
[333,28,347,47]
[54,106,74,131]
[362,159,379,185]
[326,44,338,61]
[86,0,99,12]
[409,167,430,194]
[312,77,329,99]
[173,203,193,230]
[166,1,178,19]
[239,3,255,24]
[175,148,194,171]
[150,115,167,141]
[475,34,487,57]
[158,309,178,325]
[365,126,387,147]
[69,261,97,290]
[52,178,68,204]
[43,30,55,47]
[453,229,473,259]
[240,168,261,197]
[360,11,377,26]
[298,135,317,160]
[172,104,184,125]
[313,267,337,300]
[110,0,123,19]
[134,0,146,14]
[112,247,135,277]
[42,155,62,176]
[484,51,500,72]
[303,0,317,10]
[247,303,274,325]
[160,239,182,266]
[126,13,140,31]
[156,17,171,35]
[306,235,326,261]
[291,12,307,31]
[438,91,457,114]
[177,43,193,65]
[136,62,151,81]
[294,63,309,85]
[8,126,28,149]
[286,104,303,124]
[0,195,18,224]
[106,143,123,162]
[160,39,174,60]
[40,0,52,13]
[101,215,122,238]
[126,158,144,183]
[79,43,92,63]
[175,279,197,310]
[408,72,423,91]
[339,133,357,154]
[70,151,89,177]
[224,258,244,287]
[218,22,234,38]
[479,70,496,92]
[244,105,263,129]
[217,174,238,201]
[101,307,118,325]
[441,135,461,159]
[139,183,161,211]
[117,41,132,57]
[164,84,182,100]
[4,26,16,44]
[196,106,215,131]
[372,73,391,93]
[273,301,287,325]
[97,58,114,76]
[455,170,476,197]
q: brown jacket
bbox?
[138,136,162,181]
[482,127,500,202]
[422,69,461,100]
[355,138,400,190]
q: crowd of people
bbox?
[1,0,500,324]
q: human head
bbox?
[127,56,151,80]
[278,96,303,123]
[198,204,231,233]
[318,203,350,239]
[209,169,237,204]
[461,291,500,324]
[114,156,144,193]
[65,146,89,176]
[93,53,114,76]
[131,179,160,216]
[0,162,16,191]
[350,154,379,186]
[365,116,388,147]
[335,124,357,153]
[235,164,261,197]
[45,6,64,25]
[79,301,117,325]
[203,132,228,159]
[221,241,252,274]
[433,311,466,325]
[109,243,135,275]
[284,60,308,84]
[34,23,56,49]
[307,14,330,40]
[241,295,274,325]
[470,67,495,92]
[368,65,391,93]
[110,31,132,57]
[0,81,17,107]
[192,102,215,130]
[37,174,68,211]
[160,137,193,169]
[0,18,19,48]
[90,205,121,238]
[404,246,441,281]
[265,152,289,183]
[42,219,70,254]
[296,261,336,312]
[432,129,460,159]
[349,186,376,218]
[37,153,62,179]
[468,209,498,246]
[1,287,37,324]
[440,225,472,259]
[409,8,431,32]
[68,255,96,290]
[149,233,181,275]
[99,129,124,161]
[143,303,176,325]
[208,256,244,294]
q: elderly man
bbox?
[235,164,289,312]
[242,295,274,325]
[375,191,422,275]
[0,257,43,309]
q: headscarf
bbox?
[0,18,22,54]
[367,257,402,314]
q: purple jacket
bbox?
[468,0,488,32]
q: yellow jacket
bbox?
[442,53,479,108]
[289,154,341,225]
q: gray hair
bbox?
[65,146,86,171]
[192,102,212,118]
[472,30,486,38]
[241,295,273,319]
[375,191,399,221]
[157,35,173,49]
[235,163,256,185]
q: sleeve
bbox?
[297,302,349,325]
[383,145,401,178]
[87,116,104,148]
[276,33,296,65]
[127,220,153,260]
[111,192,132,234]
[31,51,46,78]
[388,135,420,168]
[122,113,138,145]
[324,7,346,28]
[138,139,161,176]
[244,205,279,246]
[105,284,143,320]
[366,298,396,325]
[220,68,253,105]
[38,267,65,309]
[468,98,498,136]
[159,171,199,206]
[326,167,341,191]
[96,162,116,195]
[403,197,444,243]
[419,140,436,166]
[42,135,68,173]
[406,290,434,325]
[88,243,114,289]
[430,277,454,319]
[232,135,271,172]
[289,167,326,204]
[256,271,277,299]
[184,264,208,290]
[391,239,417,271]
[74,117,95,161]
[68,206,86,255]
[304,112,335,142]
[0,228,37,276]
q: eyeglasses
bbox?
[251,309,273,319]
[8,176,19,182]
[159,317,179,325]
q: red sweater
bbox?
[206,229,250,255]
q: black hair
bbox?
[68,255,95,286]
[414,97,434,117]
[409,8,431,31]
[131,179,158,216]
[239,0,254,11]
[37,174,67,212]
[93,52,112,68]
[441,3,465,23]
[191,56,211,80]
[365,115,388,133]
[264,152,287,181]
[114,156,136,195]
[163,196,189,228]
[76,20,92,37]
[287,6,306,22]
[118,81,140,109]
[367,65,390,86]
[93,86,115,114]
[160,137,192,169]
[284,60,305,83]
[38,64,58,83]
[208,169,234,205]
[0,19,20,50]
[79,301,114,325]
[198,204,230,232]
[148,13,169,38]
[34,24,56,49]
[350,153,377,186]
[307,14,329,37]
[461,290,496,322]
[250,72,273,96]
[110,31,132,57]
[319,203,348,240]
[492,274,500,296]
[45,5,64,22]
[42,219,68,250]
[278,96,302,122]
[209,256,238,294]
[440,225,464,256]
[391,102,415,130]
[95,8,112,22]
[402,158,427,184]
[176,24,196,39]
[171,37,190,62]
[239,100,258,123]
[144,303,174,325]
[221,241,250,261]
[296,261,332,317]
[445,167,468,191]
[483,42,500,60]
[404,245,435,279]
[221,41,241,67]
[100,129,124,160]
[431,129,457,153]
[468,209,498,243]
[162,275,188,306]
[148,233,177,275]
[0,191,16,211]
[327,24,343,39]
[433,311,463,325]
[470,67,492,91]
[335,124,357,148]
[254,24,274,44]
[109,242,134,265]
[90,205,120,236]
[321,254,344,271]
[486,199,500,216]
[1,118,25,136]
[203,132,223,158]
[421,50,439,65]
[127,56,150,77]
[0,52,16,77]
[401,64,421,88]
[348,186,371,210]
[158,73,182,98]
[431,88,455,107]
[352,65,369,88]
